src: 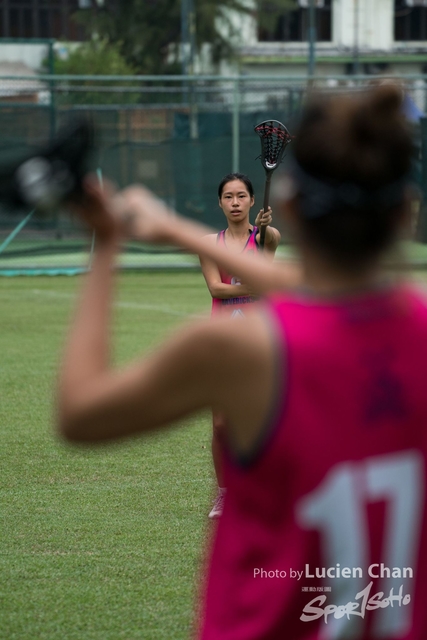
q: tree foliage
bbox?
[72,0,298,75]
[52,38,139,105]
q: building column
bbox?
[332,0,393,52]
[363,0,393,50]
[332,0,357,48]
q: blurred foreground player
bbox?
[58,84,427,639]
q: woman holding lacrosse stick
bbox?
[58,84,427,639]
[200,172,281,518]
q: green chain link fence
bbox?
[0,74,426,274]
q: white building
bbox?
[235,0,427,77]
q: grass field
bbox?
[0,272,215,640]
[4,266,427,640]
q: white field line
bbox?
[30,289,191,317]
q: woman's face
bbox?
[219,180,254,224]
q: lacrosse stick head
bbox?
[254,119,292,173]
[0,117,95,213]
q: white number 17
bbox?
[296,451,424,639]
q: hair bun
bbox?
[370,83,404,117]
[294,83,413,188]
[351,82,408,175]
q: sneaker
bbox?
[209,488,226,519]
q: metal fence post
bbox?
[308,0,316,77]
[232,78,240,173]
[189,76,199,140]
[48,39,56,139]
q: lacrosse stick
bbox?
[254,119,292,248]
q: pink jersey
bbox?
[211,227,259,316]
[201,285,427,640]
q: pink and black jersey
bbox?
[201,285,427,640]
[211,227,259,316]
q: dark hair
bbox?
[218,173,254,199]
[291,84,414,272]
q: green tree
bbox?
[51,38,139,105]
[73,0,298,75]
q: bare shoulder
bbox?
[202,310,276,395]
[182,309,274,382]
[202,233,218,243]
[204,309,280,455]
[158,309,280,455]
[199,233,218,257]
[199,234,220,273]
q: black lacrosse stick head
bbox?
[254,119,292,173]
[0,118,95,213]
